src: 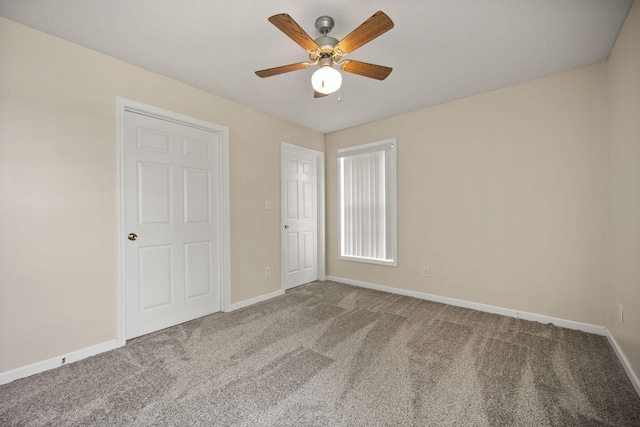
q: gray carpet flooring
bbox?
[1,281,639,426]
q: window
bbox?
[338,138,397,266]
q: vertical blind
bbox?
[338,139,396,264]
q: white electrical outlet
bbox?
[423,267,430,277]
[617,303,624,324]
[265,200,271,210]
[265,267,271,278]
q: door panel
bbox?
[124,111,221,339]
[138,162,172,225]
[137,127,171,153]
[184,241,211,299]
[287,233,299,273]
[303,182,313,218]
[183,168,210,224]
[303,231,314,269]
[302,161,313,175]
[139,245,172,310]
[286,159,298,173]
[286,180,298,220]
[182,136,211,159]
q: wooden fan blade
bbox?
[314,91,329,98]
[268,14,320,52]
[255,62,311,78]
[335,11,394,54]
[340,60,392,80]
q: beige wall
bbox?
[607,0,640,377]
[326,63,609,326]
[0,17,323,373]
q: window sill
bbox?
[338,255,397,267]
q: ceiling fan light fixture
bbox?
[311,65,342,95]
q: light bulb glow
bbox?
[311,65,342,94]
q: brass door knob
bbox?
[127,233,138,241]
[284,225,289,229]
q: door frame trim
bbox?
[280,142,325,292]
[115,97,231,347]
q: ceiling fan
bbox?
[255,11,394,98]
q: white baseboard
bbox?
[606,330,640,397]
[0,339,119,385]
[326,276,607,336]
[227,289,285,312]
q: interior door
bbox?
[282,147,318,289]
[124,111,221,339]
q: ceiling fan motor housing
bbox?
[310,35,339,61]
[315,16,335,35]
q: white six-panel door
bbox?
[124,111,222,339]
[282,147,318,289]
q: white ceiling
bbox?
[0,0,633,133]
